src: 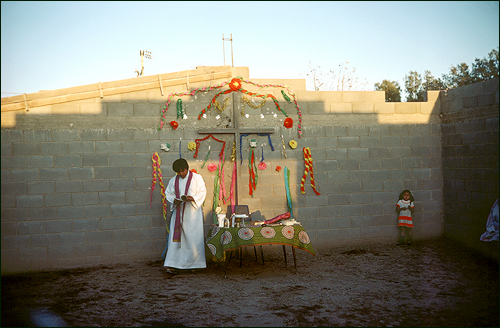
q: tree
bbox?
[306,61,368,91]
[374,79,401,102]
[443,62,473,88]
[404,71,424,102]
[471,47,499,82]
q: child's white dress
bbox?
[397,199,414,228]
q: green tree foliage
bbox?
[374,79,401,102]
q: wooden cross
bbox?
[197,93,274,206]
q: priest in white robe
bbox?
[164,158,207,273]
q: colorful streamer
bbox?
[300,147,321,196]
[150,152,169,232]
[193,134,225,159]
[284,166,293,217]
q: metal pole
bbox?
[230,33,234,67]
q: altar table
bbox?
[206,225,315,276]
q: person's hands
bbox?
[174,199,182,206]
[185,196,195,202]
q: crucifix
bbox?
[197,92,274,208]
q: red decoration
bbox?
[170,121,179,130]
[284,117,293,129]
[229,78,242,91]
[276,166,282,172]
[190,169,198,174]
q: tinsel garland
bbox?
[176,99,184,119]
[150,152,168,231]
[300,147,321,196]
[214,97,230,112]
[240,96,266,116]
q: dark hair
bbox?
[172,158,189,173]
[399,190,414,202]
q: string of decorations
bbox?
[240,96,266,116]
[193,134,226,159]
[150,152,168,231]
[300,147,321,196]
[248,146,258,197]
[201,145,211,168]
[158,81,229,130]
[157,77,304,138]
[214,97,230,113]
[258,133,275,151]
[176,99,185,119]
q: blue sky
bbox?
[1,1,499,98]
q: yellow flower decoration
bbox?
[289,140,298,149]
[187,141,196,151]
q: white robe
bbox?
[163,171,207,269]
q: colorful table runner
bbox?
[206,225,316,260]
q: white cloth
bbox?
[163,172,207,269]
[480,199,499,242]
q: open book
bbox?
[175,195,190,202]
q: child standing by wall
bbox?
[396,190,415,245]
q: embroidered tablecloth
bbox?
[206,225,315,260]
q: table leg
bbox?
[239,247,243,268]
[224,251,228,278]
[253,246,258,261]
[260,245,265,265]
[292,246,297,274]
[282,245,287,267]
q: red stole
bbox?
[173,171,193,243]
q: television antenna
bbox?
[135,50,153,77]
[222,33,234,67]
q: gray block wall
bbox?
[440,78,499,260]
[0,69,450,274]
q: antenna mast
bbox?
[135,50,152,77]
[222,34,234,67]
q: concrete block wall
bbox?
[1,66,444,273]
[440,78,499,260]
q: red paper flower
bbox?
[190,169,198,173]
[170,121,179,130]
[276,166,282,172]
[229,78,242,91]
[284,117,293,129]
[258,162,267,170]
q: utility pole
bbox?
[135,50,152,77]
[222,34,234,67]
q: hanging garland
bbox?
[240,96,266,116]
[157,77,304,138]
[193,134,226,159]
[281,90,291,102]
[240,134,274,165]
[150,152,168,231]
[176,99,185,119]
[214,97,230,113]
[284,166,293,217]
[248,146,258,197]
[300,147,321,196]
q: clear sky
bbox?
[1,1,499,98]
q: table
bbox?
[205,224,315,277]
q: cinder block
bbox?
[2,208,29,222]
[395,102,418,113]
[94,166,120,179]
[108,154,133,166]
[347,148,369,159]
[350,216,371,228]
[86,230,113,244]
[391,169,412,180]
[68,167,94,180]
[82,154,108,166]
[96,141,122,153]
[348,170,370,181]
[138,227,165,240]
[84,205,110,218]
[370,170,391,181]
[74,244,102,257]
[349,192,371,204]
[122,141,148,153]
[55,155,82,167]
[390,147,411,158]
[58,206,84,219]
[1,143,12,156]
[380,136,401,147]
[338,137,360,148]
[2,195,16,208]
[47,245,74,259]
[108,129,134,140]
[73,218,100,231]
[40,168,68,181]
[121,166,149,178]
[368,125,390,136]
[128,240,154,253]
[340,182,361,193]
[127,215,152,228]
[111,204,137,216]
[340,204,362,216]
[69,142,95,154]
[51,103,80,115]
[360,159,381,170]
[99,191,125,204]
[133,103,161,116]
[107,103,134,116]
[342,91,364,102]
[1,130,23,142]
[31,234,50,247]
[2,182,27,195]
[45,219,73,233]
[13,143,41,155]
[16,195,43,207]
[53,130,80,142]
[81,129,108,141]
[44,193,72,206]
[16,221,45,234]
[109,178,135,191]
[338,159,360,170]
[3,156,26,168]
[352,102,374,113]
[364,91,385,102]
[30,207,57,220]
[59,232,86,245]
[80,103,106,115]
[113,228,138,241]
[327,170,349,182]
[362,181,383,192]
[383,180,404,192]
[72,192,99,206]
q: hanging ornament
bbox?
[300,147,321,196]
[289,140,298,149]
[214,97,230,112]
[258,162,267,170]
[176,99,184,119]
[170,121,179,130]
[248,146,258,196]
[190,169,198,174]
[228,78,242,91]
[241,96,266,116]
[160,143,171,152]
[187,142,196,151]
[249,139,257,148]
[207,163,218,173]
[230,140,236,162]
[276,165,282,172]
[284,117,294,129]
[150,152,168,230]
[201,145,211,168]
[281,90,291,102]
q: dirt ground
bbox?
[2,237,499,327]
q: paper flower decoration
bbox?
[228,78,242,91]
[187,141,196,151]
[160,143,171,152]
[258,162,267,170]
[289,140,298,149]
[276,166,282,172]
[170,121,179,130]
[284,117,293,129]
[207,163,218,173]
[190,169,198,174]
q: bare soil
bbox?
[2,237,498,327]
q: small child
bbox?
[396,190,415,245]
